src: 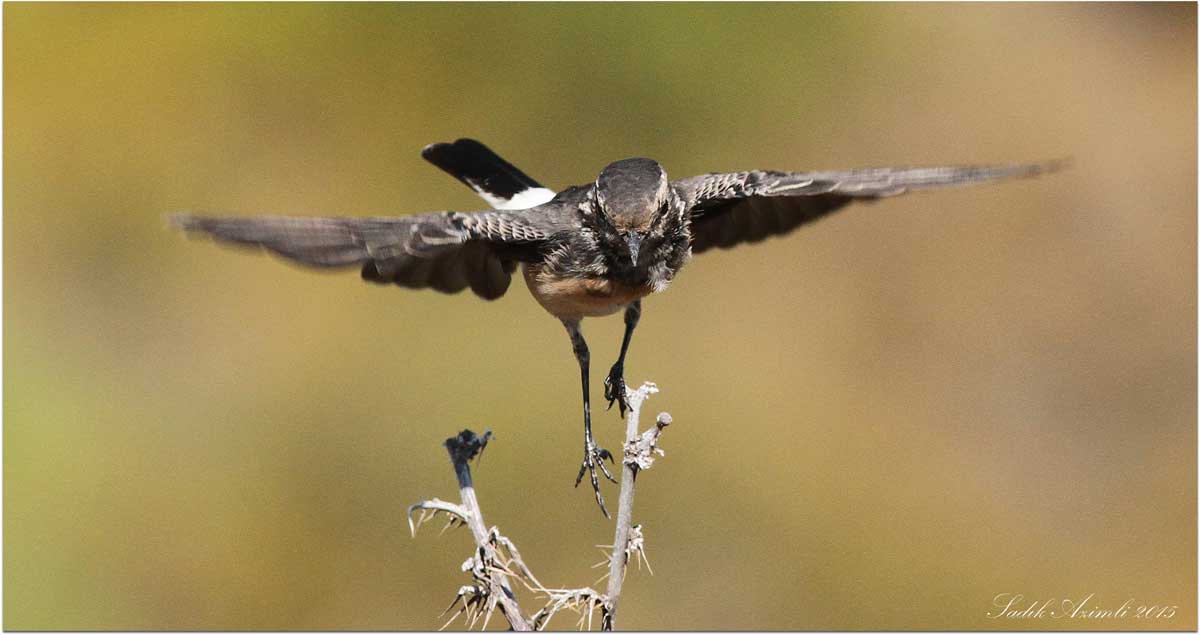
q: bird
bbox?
[173,138,1061,516]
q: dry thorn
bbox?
[407,498,468,537]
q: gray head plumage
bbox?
[594,158,670,228]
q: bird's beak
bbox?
[626,233,642,265]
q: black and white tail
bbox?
[421,138,556,210]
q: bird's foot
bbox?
[575,438,616,517]
[604,362,630,417]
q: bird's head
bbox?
[582,158,691,287]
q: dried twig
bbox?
[408,430,532,631]
[602,382,672,630]
[408,385,673,631]
[530,586,607,631]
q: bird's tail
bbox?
[421,138,556,210]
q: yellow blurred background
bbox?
[4,3,1195,631]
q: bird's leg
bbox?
[563,319,615,516]
[604,300,641,418]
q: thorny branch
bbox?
[407,382,673,631]
[603,383,670,630]
[409,430,531,631]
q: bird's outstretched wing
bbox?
[674,160,1064,253]
[172,210,549,300]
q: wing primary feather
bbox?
[681,158,1065,254]
[173,209,547,300]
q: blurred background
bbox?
[4,3,1195,631]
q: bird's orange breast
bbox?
[522,264,652,321]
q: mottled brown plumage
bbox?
[174,139,1061,515]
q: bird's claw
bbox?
[604,363,630,417]
[575,439,616,517]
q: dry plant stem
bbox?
[603,382,657,630]
[412,393,670,631]
[447,434,532,631]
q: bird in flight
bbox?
[175,139,1060,515]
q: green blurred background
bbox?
[4,2,1195,631]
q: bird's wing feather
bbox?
[172,209,549,300]
[675,160,1063,253]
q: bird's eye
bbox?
[593,208,616,231]
[650,204,668,229]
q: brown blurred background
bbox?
[4,3,1195,631]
